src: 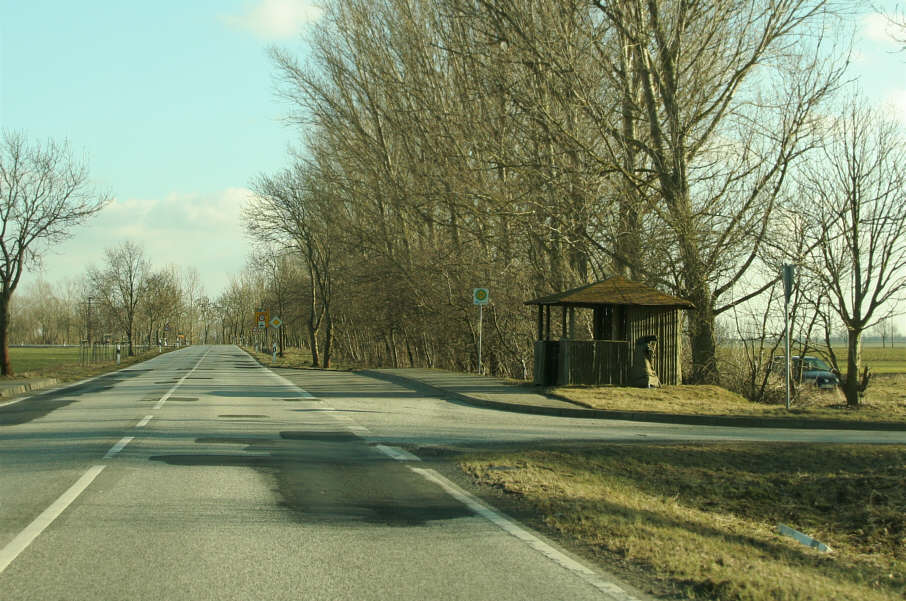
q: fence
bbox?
[78,342,160,365]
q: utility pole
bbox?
[783,265,794,410]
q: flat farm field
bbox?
[8,346,80,373]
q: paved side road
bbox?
[0,345,652,601]
[363,367,906,433]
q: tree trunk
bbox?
[323,314,332,368]
[844,329,863,407]
[687,283,719,385]
[308,324,320,367]
[0,293,12,375]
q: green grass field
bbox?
[4,345,170,382]
[8,346,81,373]
[838,345,906,374]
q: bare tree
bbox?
[247,161,338,367]
[89,242,150,356]
[140,269,181,347]
[0,131,108,373]
[798,99,906,405]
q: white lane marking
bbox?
[154,348,211,409]
[0,395,31,408]
[103,436,134,459]
[0,367,130,409]
[238,347,316,398]
[375,445,421,462]
[347,425,369,433]
[410,467,643,601]
[136,415,153,428]
[0,465,106,575]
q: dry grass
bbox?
[242,345,358,371]
[460,442,906,601]
[552,375,906,424]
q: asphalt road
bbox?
[1,345,903,601]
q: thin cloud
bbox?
[220,0,323,40]
[29,188,255,297]
[881,89,906,123]
[860,12,900,46]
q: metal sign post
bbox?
[782,265,794,410]
[473,288,489,374]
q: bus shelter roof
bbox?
[525,277,694,309]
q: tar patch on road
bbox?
[219,414,268,418]
[280,430,359,442]
[196,437,273,445]
[210,388,305,398]
[150,432,473,528]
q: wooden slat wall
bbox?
[557,340,629,386]
[626,308,682,385]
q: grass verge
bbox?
[4,346,176,384]
[551,375,906,425]
[457,442,906,601]
[241,345,357,371]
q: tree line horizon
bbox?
[3,1,906,408]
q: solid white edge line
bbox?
[136,415,153,428]
[409,467,642,601]
[0,346,184,410]
[0,396,31,408]
[0,465,106,575]
[103,436,135,459]
[237,346,316,399]
[154,348,211,410]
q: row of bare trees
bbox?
[241,1,906,405]
[10,243,215,359]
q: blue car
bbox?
[772,355,840,389]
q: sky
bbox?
[0,0,323,299]
[1,1,905,311]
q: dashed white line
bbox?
[0,465,106,575]
[409,467,642,601]
[375,444,421,462]
[347,425,369,433]
[154,348,211,409]
[136,415,153,428]
[103,436,134,459]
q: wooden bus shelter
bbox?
[526,277,694,387]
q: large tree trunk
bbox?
[844,329,863,407]
[0,293,12,376]
[308,324,320,367]
[323,314,333,369]
[687,278,719,385]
